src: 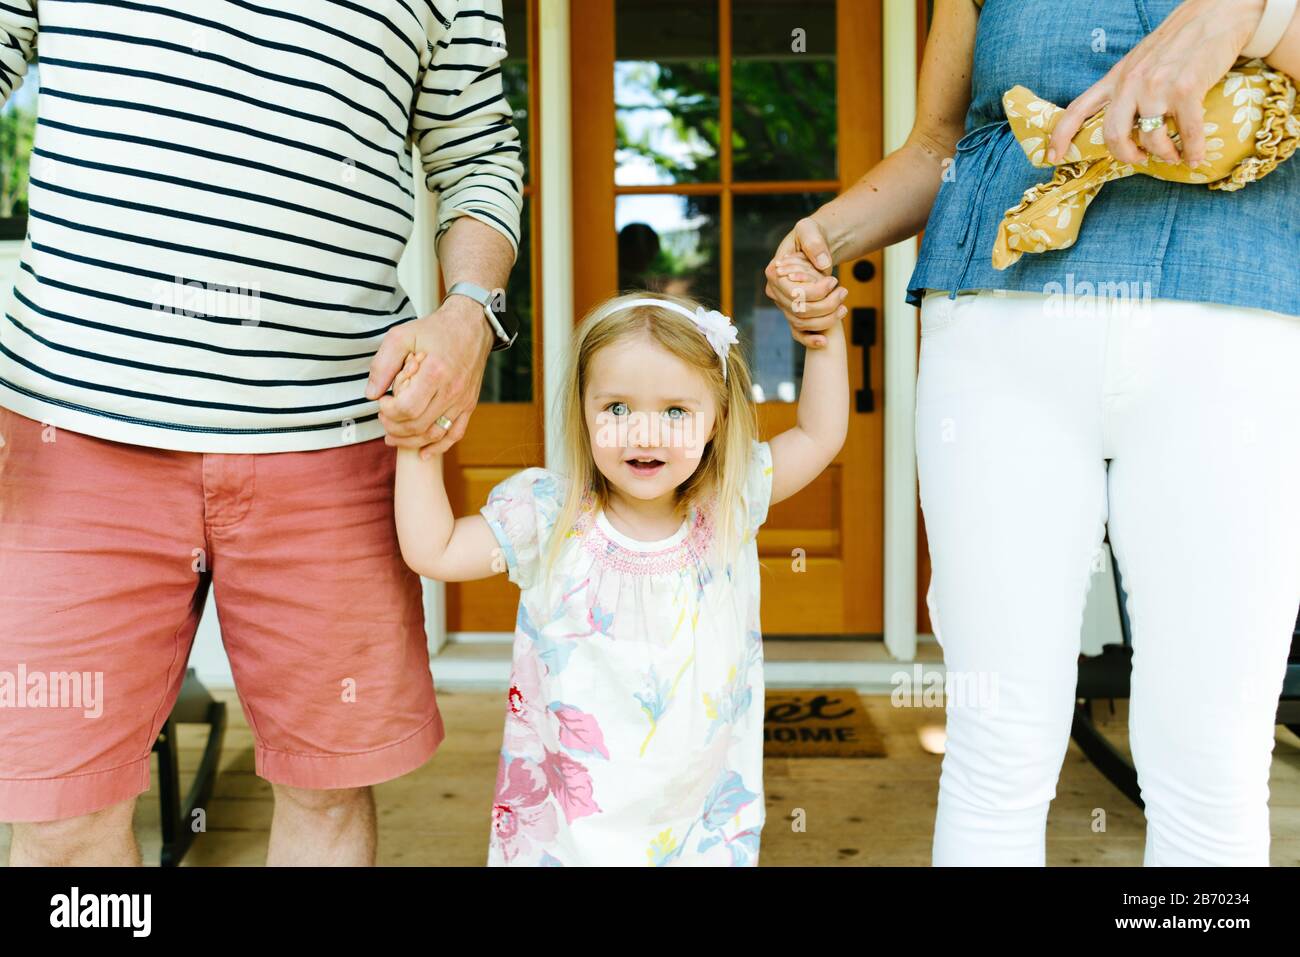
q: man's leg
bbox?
[10,798,140,867]
[0,407,209,863]
[206,437,444,867]
[266,785,376,866]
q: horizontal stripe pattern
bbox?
[0,0,523,452]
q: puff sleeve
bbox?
[479,467,563,590]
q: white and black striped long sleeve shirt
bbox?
[0,0,524,452]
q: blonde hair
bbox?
[542,291,759,581]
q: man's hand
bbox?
[366,294,494,459]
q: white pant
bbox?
[916,288,1300,866]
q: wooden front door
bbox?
[571,0,885,635]
[444,0,544,633]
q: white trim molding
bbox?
[539,0,573,471]
[882,0,920,661]
[429,638,949,695]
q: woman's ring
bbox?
[1135,114,1166,133]
[435,414,453,431]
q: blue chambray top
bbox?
[906,0,1300,318]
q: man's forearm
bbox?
[366,214,518,407]
[436,215,517,298]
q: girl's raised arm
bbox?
[766,262,851,506]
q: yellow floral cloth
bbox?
[992,59,1300,269]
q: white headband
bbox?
[596,297,740,380]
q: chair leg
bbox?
[152,718,182,863]
[155,669,228,867]
[1071,701,1144,809]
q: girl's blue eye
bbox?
[606,401,629,416]
[663,406,687,421]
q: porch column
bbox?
[882,0,920,659]
[539,0,574,470]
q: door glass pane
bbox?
[732,0,837,181]
[616,194,721,308]
[501,0,530,185]
[615,0,720,185]
[732,192,835,403]
[0,62,37,240]
[481,201,532,402]
[479,0,531,403]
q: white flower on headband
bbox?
[692,306,739,379]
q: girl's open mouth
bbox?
[624,456,665,477]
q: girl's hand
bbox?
[771,252,822,283]
[764,217,844,348]
[393,351,426,399]
[767,253,847,350]
[1045,0,1267,169]
[765,259,846,352]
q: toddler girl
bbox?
[393,287,847,866]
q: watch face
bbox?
[449,283,516,348]
[496,306,518,338]
[485,307,515,346]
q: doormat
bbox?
[763,688,885,758]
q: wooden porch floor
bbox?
[4,686,1297,866]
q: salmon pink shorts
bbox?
[0,406,445,822]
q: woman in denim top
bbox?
[766,0,1300,866]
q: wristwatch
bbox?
[445,281,517,352]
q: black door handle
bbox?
[850,306,876,413]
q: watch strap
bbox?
[445,281,516,351]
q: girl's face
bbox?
[583,332,718,508]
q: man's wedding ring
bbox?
[1135,114,1166,133]
[435,415,453,431]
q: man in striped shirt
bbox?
[0,0,523,866]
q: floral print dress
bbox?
[479,439,774,866]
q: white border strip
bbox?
[539,0,573,470]
[882,0,920,661]
[430,655,947,694]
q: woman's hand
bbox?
[1045,0,1268,169]
[763,217,846,349]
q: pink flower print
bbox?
[563,605,614,639]
[540,749,602,823]
[549,702,610,759]
[491,755,559,863]
[558,579,614,639]
[494,753,548,809]
[507,651,544,716]
[503,650,547,757]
